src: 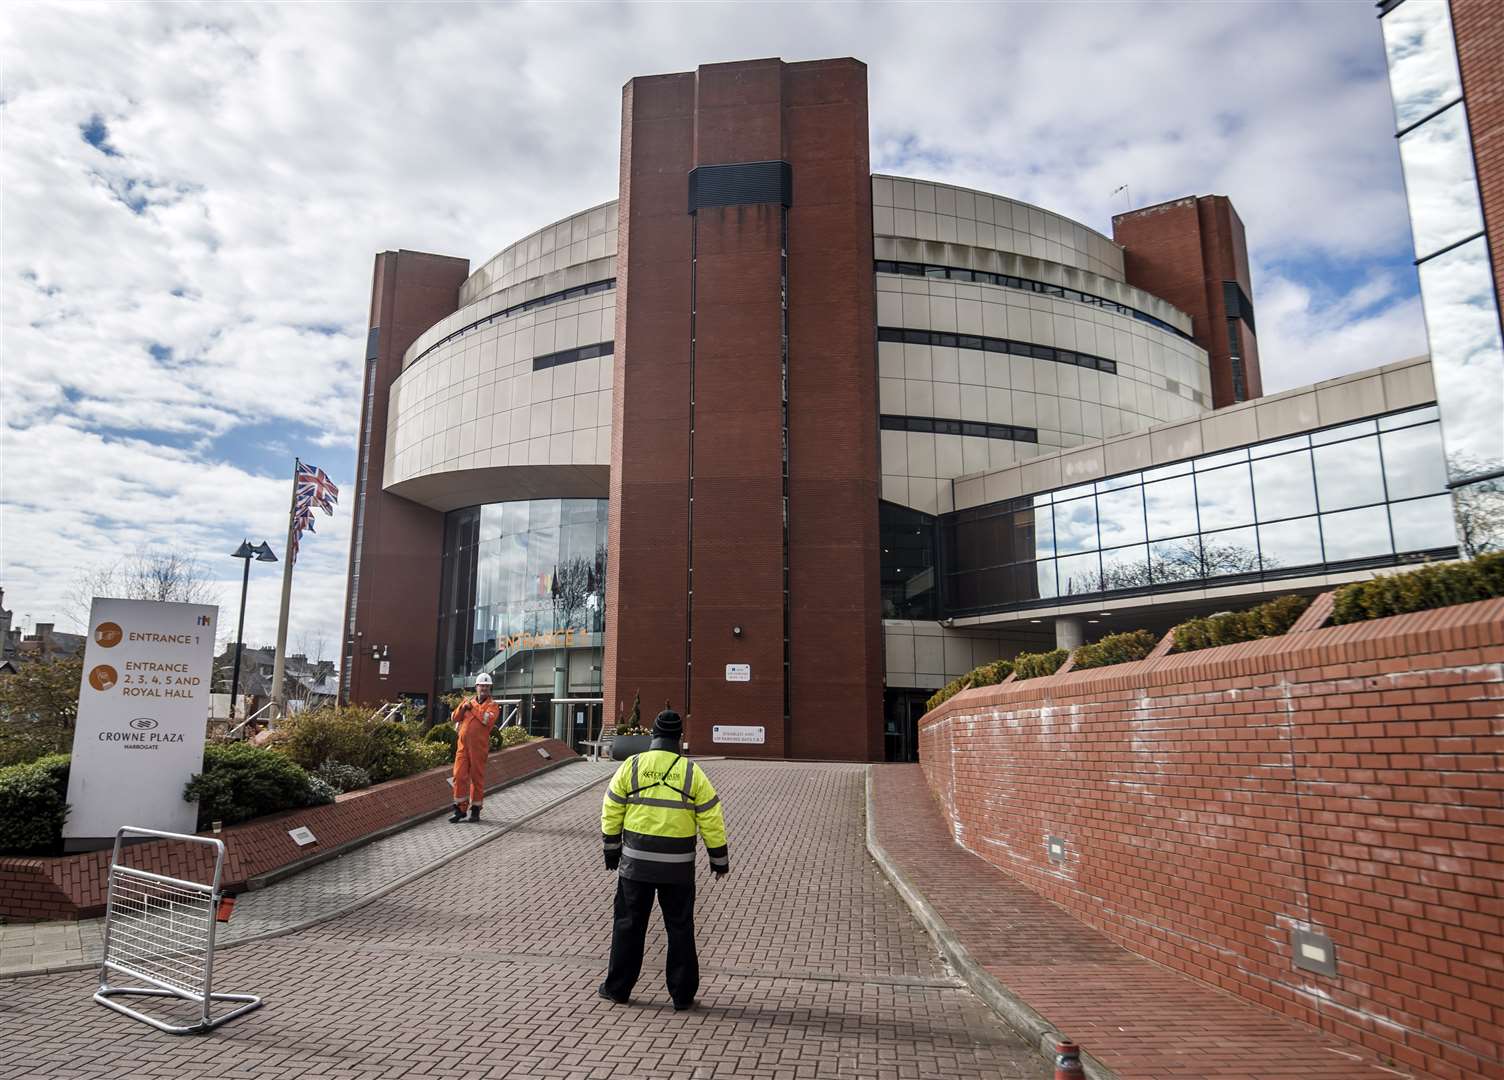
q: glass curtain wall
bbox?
[437,499,607,730]
[880,502,938,619]
[1381,0,1504,527]
[942,407,1457,615]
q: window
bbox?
[409,278,617,368]
[937,407,1456,616]
[533,341,615,371]
[876,327,1117,375]
[875,260,1194,341]
[881,414,1038,443]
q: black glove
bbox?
[604,850,620,871]
[712,864,729,879]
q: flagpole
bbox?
[270,458,300,715]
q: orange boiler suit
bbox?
[451,696,501,812]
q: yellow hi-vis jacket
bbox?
[601,747,728,884]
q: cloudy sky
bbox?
[1,1,1423,664]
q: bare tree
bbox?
[1449,455,1504,559]
[66,549,223,626]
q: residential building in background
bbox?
[342,54,1469,761]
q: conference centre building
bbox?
[342,43,1501,761]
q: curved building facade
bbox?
[342,56,1461,762]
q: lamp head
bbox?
[232,541,255,559]
[253,542,278,563]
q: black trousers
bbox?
[601,877,699,1005]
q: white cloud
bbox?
[1,1,1429,666]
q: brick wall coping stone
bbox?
[0,739,578,922]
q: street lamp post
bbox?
[228,540,278,723]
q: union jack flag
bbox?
[290,459,339,566]
[296,460,340,515]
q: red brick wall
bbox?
[344,250,469,708]
[0,741,574,922]
[920,600,1504,1080]
[1112,195,1263,407]
[1451,0,1504,317]
[607,59,882,759]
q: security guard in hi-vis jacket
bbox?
[598,709,728,1010]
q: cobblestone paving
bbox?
[0,762,1046,1079]
[0,759,617,976]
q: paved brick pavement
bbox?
[0,758,617,976]
[870,764,1423,1080]
[0,761,1047,1079]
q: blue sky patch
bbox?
[80,114,121,157]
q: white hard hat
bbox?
[474,673,493,687]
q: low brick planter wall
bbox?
[0,739,577,922]
[920,599,1504,1080]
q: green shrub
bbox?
[0,723,68,768]
[923,657,1016,712]
[1074,629,1160,670]
[314,760,371,794]
[414,741,454,771]
[1013,648,1070,681]
[1331,552,1504,625]
[970,659,1014,687]
[497,725,532,748]
[1172,593,1313,653]
[183,743,329,830]
[366,721,427,782]
[305,775,339,805]
[279,707,429,783]
[424,724,457,749]
[0,754,70,855]
[926,677,967,713]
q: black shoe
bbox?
[468,805,481,823]
[597,985,628,1004]
[673,998,698,1012]
[448,805,465,823]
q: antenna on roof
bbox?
[1110,184,1131,210]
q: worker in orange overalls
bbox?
[449,672,501,823]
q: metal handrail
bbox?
[226,700,282,741]
[369,701,404,723]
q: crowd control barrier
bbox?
[94,826,262,1034]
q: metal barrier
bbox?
[94,826,263,1034]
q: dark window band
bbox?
[534,341,614,371]
[410,278,616,367]
[881,414,1038,443]
[875,260,1193,342]
[876,326,1117,375]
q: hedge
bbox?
[279,707,432,783]
[183,743,332,830]
[0,754,70,855]
[1331,551,1504,624]
[1171,593,1312,653]
[925,658,1014,712]
[1073,629,1159,670]
[1012,648,1070,681]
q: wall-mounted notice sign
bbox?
[712,725,765,744]
[64,598,218,850]
[288,826,318,847]
[725,664,751,682]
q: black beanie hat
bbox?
[652,709,683,738]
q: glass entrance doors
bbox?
[883,690,931,762]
